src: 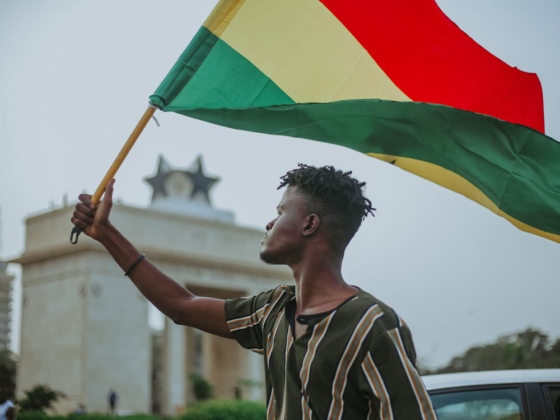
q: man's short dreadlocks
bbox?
[278,164,375,250]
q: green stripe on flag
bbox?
[150,27,219,108]
[178,100,560,237]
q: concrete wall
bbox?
[85,253,150,414]
[17,254,88,413]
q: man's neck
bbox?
[290,252,358,316]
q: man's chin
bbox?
[259,251,284,265]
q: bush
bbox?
[17,411,68,420]
[19,385,66,413]
[17,415,164,420]
[183,399,266,420]
[16,411,49,420]
[115,416,163,420]
[67,416,112,420]
[66,415,115,420]
[189,374,213,401]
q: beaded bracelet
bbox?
[124,253,145,277]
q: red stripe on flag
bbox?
[319,0,544,132]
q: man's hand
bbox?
[71,179,115,241]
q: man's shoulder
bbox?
[354,289,404,332]
[354,289,417,360]
[258,284,295,306]
[263,284,295,315]
[228,284,294,304]
[225,284,294,324]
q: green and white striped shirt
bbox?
[225,285,437,420]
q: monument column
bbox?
[163,317,187,415]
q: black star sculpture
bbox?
[185,156,219,203]
[145,155,171,202]
[145,155,220,204]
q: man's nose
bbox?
[266,219,275,231]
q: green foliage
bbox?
[189,374,213,401]
[19,385,66,413]
[0,350,17,400]
[428,327,560,374]
[110,415,163,420]
[14,404,266,420]
[69,416,159,420]
[17,414,163,420]
[182,399,266,420]
[66,415,115,420]
[14,411,49,420]
[16,411,68,420]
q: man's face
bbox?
[260,186,308,265]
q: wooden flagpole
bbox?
[70,105,157,244]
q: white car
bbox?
[423,369,560,420]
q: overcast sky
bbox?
[1,0,559,369]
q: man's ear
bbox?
[303,214,320,236]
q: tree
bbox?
[19,385,65,412]
[427,327,560,374]
[0,350,16,400]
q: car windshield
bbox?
[430,387,524,420]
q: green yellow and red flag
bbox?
[149,0,560,243]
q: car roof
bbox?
[422,369,560,391]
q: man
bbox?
[71,164,437,419]
[0,387,14,420]
[74,403,87,415]
[108,389,117,415]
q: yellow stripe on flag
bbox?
[203,0,246,38]
[207,0,410,103]
[367,152,560,243]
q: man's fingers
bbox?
[79,193,94,208]
[73,210,93,225]
[71,217,88,228]
[104,179,115,204]
[76,203,94,217]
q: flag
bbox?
[149,0,560,243]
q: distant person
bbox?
[108,389,118,415]
[0,387,14,420]
[74,403,87,414]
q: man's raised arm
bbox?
[71,179,232,339]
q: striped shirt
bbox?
[225,285,438,420]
